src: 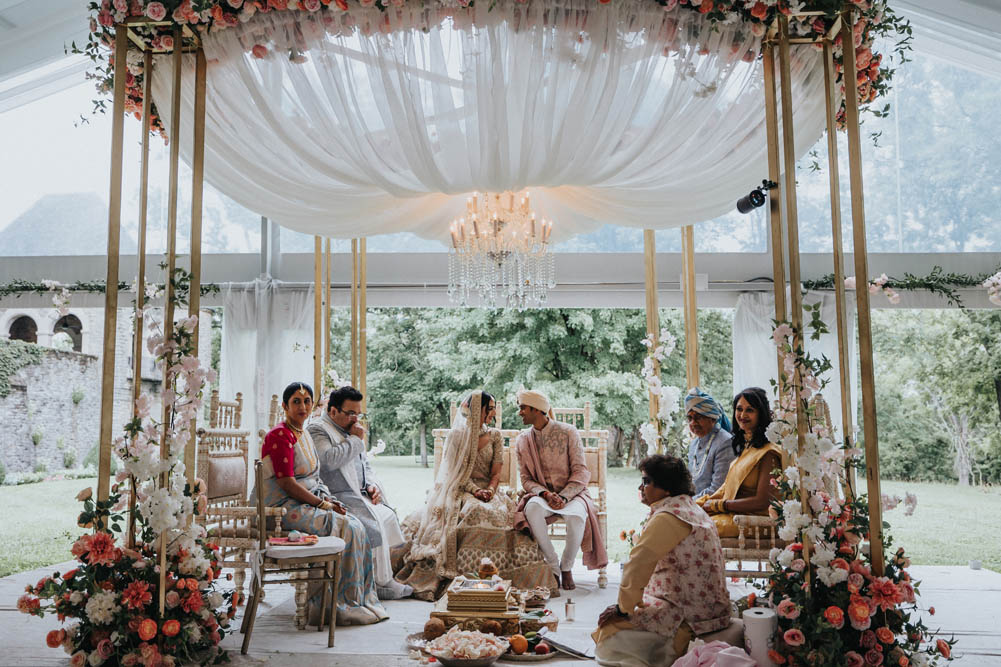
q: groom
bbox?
[308,386,413,600]
[513,389,608,590]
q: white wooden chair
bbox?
[196,391,252,600]
[239,460,346,654]
[433,401,610,588]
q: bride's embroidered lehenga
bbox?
[394,391,552,601]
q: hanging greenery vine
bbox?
[0,339,44,398]
[802,265,1001,309]
[0,280,220,300]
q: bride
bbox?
[395,390,553,601]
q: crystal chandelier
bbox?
[447,191,556,308]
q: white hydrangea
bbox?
[139,486,182,534]
[777,547,795,568]
[84,591,120,625]
[816,565,849,587]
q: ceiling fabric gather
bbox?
[151,0,827,242]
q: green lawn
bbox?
[0,476,97,578]
[3,459,999,577]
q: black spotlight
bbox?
[736,179,778,214]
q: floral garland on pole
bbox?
[17,271,233,666]
[983,270,1001,306]
[755,312,955,665]
[639,327,683,456]
[76,0,909,139]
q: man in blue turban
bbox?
[684,387,735,500]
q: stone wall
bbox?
[0,307,213,475]
[0,348,100,474]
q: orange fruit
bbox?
[509,634,528,655]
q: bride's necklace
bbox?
[478,423,489,436]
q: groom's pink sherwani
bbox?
[513,419,609,570]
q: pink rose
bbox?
[160,35,174,50]
[114,0,128,12]
[145,1,166,21]
[845,652,865,667]
[845,276,857,289]
[252,44,268,59]
[783,628,805,647]
[97,639,114,660]
[70,653,87,667]
[98,10,114,27]
[227,0,244,8]
[865,649,883,665]
[776,598,800,620]
[790,558,806,572]
[165,590,181,609]
[302,0,321,10]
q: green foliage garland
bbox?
[802,265,1001,309]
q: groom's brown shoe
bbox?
[561,570,576,590]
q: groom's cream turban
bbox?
[517,389,554,418]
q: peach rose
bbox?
[46,629,66,648]
[76,487,93,502]
[252,44,268,59]
[138,618,157,641]
[936,639,951,658]
[162,619,181,637]
[777,598,800,620]
[823,605,844,629]
[876,626,894,644]
[70,652,87,667]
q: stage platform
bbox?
[2,562,998,666]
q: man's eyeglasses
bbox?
[686,413,710,422]
[339,410,367,419]
[639,476,653,486]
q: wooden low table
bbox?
[431,595,558,636]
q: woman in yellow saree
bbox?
[697,387,782,538]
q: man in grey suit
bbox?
[308,386,412,600]
[684,387,736,500]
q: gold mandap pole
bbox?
[643,230,660,431]
[359,238,368,410]
[821,36,856,498]
[156,25,184,615]
[350,239,359,387]
[313,236,322,395]
[680,226,699,389]
[96,27,130,505]
[324,238,332,373]
[841,13,885,576]
[185,47,206,489]
[777,14,813,582]
[127,50,154,548]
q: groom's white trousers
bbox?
[523,496,587,576]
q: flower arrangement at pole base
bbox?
[17,487,234,667]
[758,315,955,666]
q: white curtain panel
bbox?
[151,1,828,241]
[219,278,315,443]
[732,290,858,442]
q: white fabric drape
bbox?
[219,278,314,442]
[732,291,858,441]
[151,1,828,242]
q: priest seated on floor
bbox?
[592,455,739,667]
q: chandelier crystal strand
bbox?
[447,191,555,309]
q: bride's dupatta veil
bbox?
[405,390,483,578]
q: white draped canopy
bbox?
[151,0,828,242]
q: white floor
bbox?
[2,562,999,666]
